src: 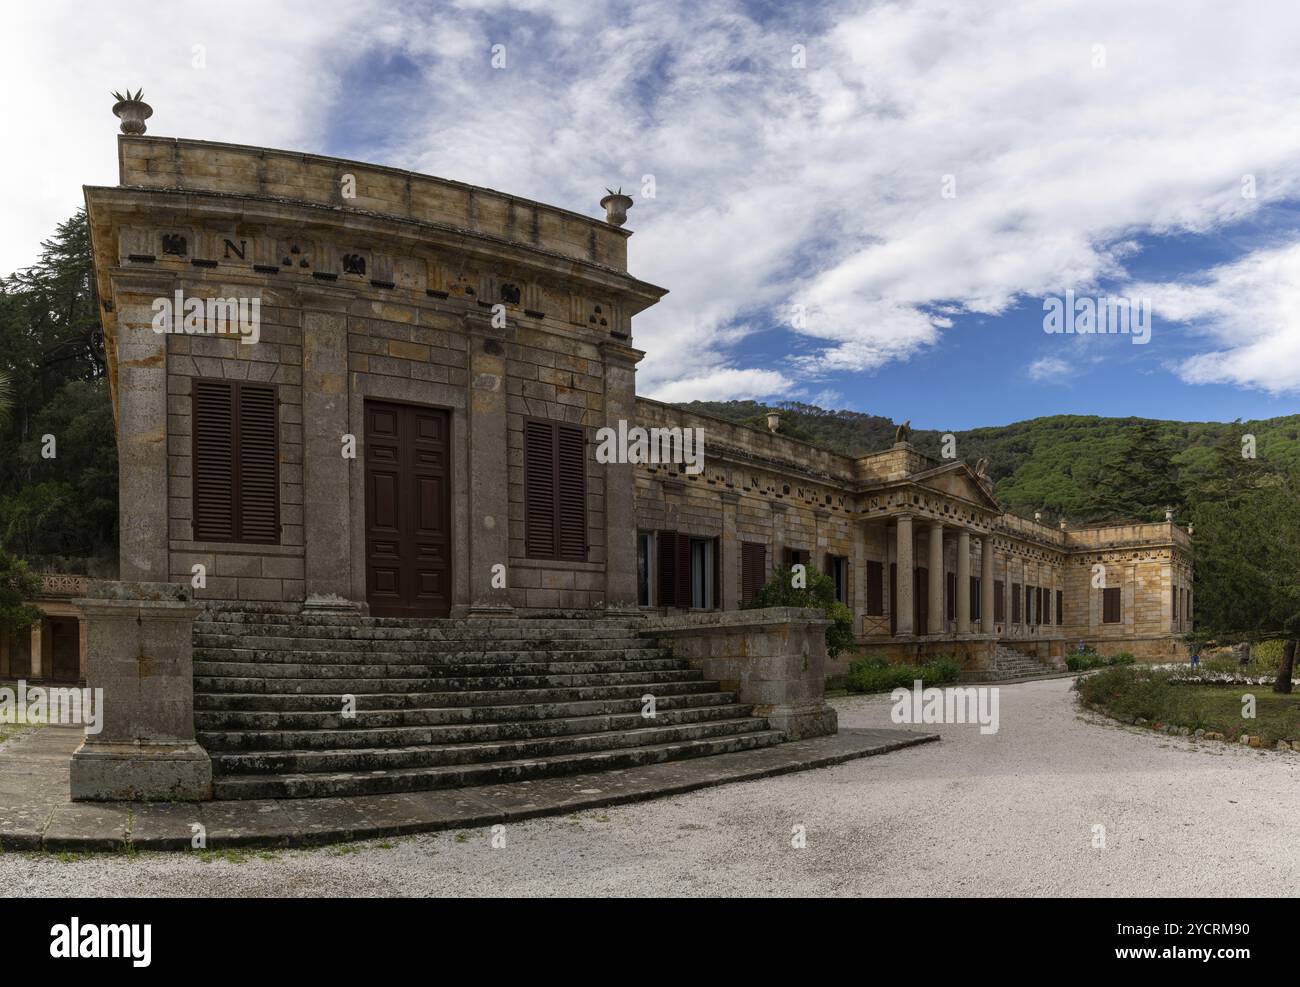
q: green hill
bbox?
[675,400,1300,523]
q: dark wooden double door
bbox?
[364,401,451,617]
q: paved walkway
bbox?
[0,724,936,851]
[3,678,1299,896]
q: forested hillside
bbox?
[677,400,1300,524]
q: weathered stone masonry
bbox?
[85,135,1191,684]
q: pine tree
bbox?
[1094,420,1184,521]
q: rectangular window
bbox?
[1026,584,1034,624]
[826,554,849,605]
[637,532,654,606]
[1103,586,1122,624]
[994,580,1006,622]
[1172,585,1179,620]
[741,541,766,605]
[1011,582,1022,623]
[783,547,810,568]
[1056,589,1064,625]
[524,419,587,561]
[192,379,280,544]
[1042,587,1050,625]
[970,576,980,621]
[866,560,884,616]
[690,537,717,609]
[946,571,956,621]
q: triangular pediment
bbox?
[908,461,1001,512]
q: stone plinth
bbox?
[645,607,838,740]
[69,581,211,801]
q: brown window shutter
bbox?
[970,576,979,620]
[1011,583,1021,623]
[1103,587,1121,623]
[994,580,1005,622]
[741,541,765,604]
[866,560,884,616]
[524,420,556,558]
[555,424,587,561]
[713,536,721,609]
[193,380,236,542]
[235,383,279,543]
[524,419,587,561]
[658,531,676,606]
[675,532,691,608]
[193,379,279,544]
[1056,589,1064,625]
[946,571,956,620]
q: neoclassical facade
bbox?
[80,134,1192,683]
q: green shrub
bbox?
[0,549,42,640]
[845,654,962,694]
[743,564,855,658]
[1066,650,1136,672]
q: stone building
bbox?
[82,133,1192,687]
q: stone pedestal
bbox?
[645,607,837,740]
[69,581,211,802]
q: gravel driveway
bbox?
[3,677,1296,897]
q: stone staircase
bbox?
[192,611,783,800]
[988,643,1058,680]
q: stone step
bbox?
[193,633,659,652]
[194,690,741,730]
[198,703,755,751]
[194,668,706,696]
[192,645,671,664]
[193,657,687,680]
[193,679,725,712]
[210,717,769,775]
[211,730,785,799]
[196,612,644,629]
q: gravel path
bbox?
[4,677,1297,897]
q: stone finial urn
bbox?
[111,88,152,135]
[766,412,781,433]
[600,187,634,227]
[1165,506,1174,521]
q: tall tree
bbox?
[1093,419,1184,521]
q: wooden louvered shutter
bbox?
[1056,589,1064,625]
[235,383,279,543]
[193,380,236,541]
[970,576,979,620]
[867,561,883,616]
[741,541,765,604]
[946,571,956,620]
[675,532,691,608]
[524,419,586,561]
[713,536,721,609]
[524,420,557,558]
[556,423,587,561]
[658,531,676,607]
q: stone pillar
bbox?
[112,272,173,582]
[956,528,971,634]
[981,535,995,635]
[465,316,514,616]
[301,292,356,607]
[720,491,740,610]
[928,521,944,635]
[600,341,644,614]
[69,581,211,801]
[895,515,914,635]
[29,620,44,679]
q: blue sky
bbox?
[5,0,1300,429]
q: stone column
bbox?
[928,521,944,635]
[720,491,740,610]
[895,515,914,635]
[29,620,44,679]
[600,341,645,614]
[956,528,971,634]
[301,290,356,607]
[981,534,995,634]
[112,272,174,582]
[465,315,514,615]
[69,581,210,801]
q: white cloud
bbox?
[6,0,1300,399]
[643,368,793,403]
[1027,356,1071,382]
[1133,243,1300,394]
